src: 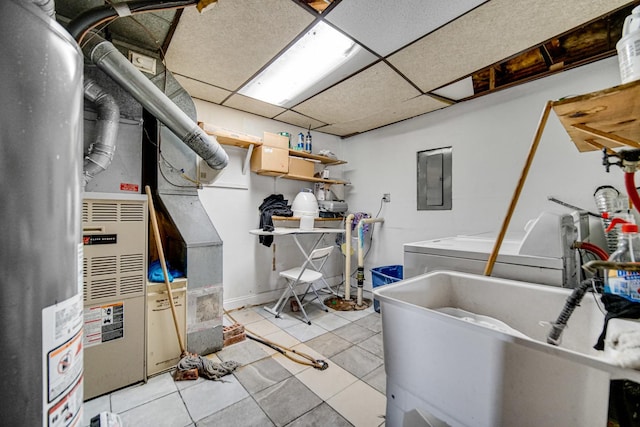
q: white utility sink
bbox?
[374,271,640,427]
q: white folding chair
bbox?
[277,246,334,324]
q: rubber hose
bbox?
[625,172,640,216]
[574,241,609,261]
[547,278,596,345]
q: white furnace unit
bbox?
[82,193,148,399]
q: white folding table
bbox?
[249,227,344,319]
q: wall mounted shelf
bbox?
[255,171,349,185]
[198,121,348,184]
[199,122,262,174]
[288,149,346,165]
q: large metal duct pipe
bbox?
[1,0,84,425]
[81,34,229,170]
[83,78,120,186]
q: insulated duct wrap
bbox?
[81,34,228,170]
[83,78,119,185]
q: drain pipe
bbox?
[83,78,119,186]
[81,33,228,170]
[356,217,384,307]
[344,214,355,301]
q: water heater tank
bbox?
[0,1,84,425]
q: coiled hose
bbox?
[547,277,602,346]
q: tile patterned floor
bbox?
[82,303,386,427]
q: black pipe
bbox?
[66,0,197,41]
[547,277,601,345]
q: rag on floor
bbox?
[258,194,292,247]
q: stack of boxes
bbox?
[250,132,314,178]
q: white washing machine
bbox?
[404,212,582,288]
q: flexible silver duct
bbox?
[82,33,228,170]
[83,78,119,186]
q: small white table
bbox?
[249,227,345,319]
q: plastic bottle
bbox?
[604,218,640,302]
[617,5,640,84]
[297,133,304,151]
[305,131,312,154]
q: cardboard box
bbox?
[263,132,290,150]
[251,146,288,173]
[288,156,314,178]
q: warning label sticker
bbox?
[47,329,83,402]
[42,294,84,426]
[120,183,139,192]
[83,302,125,348]
[47,376,83,427]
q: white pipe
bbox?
[344,213,355,301]
[356,217,384,306]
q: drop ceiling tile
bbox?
[273,110,326,130]
[318,95,448,136]
[165,0,315,91]
[326,0,486,57]
[223,94,286,118]
[388,0,630,92]
[173,74,230,104]
[293,62,421,125]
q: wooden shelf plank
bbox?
[552,79,640,152]
[198,122,262,149]
[289,149,346,165]
[272,216,343,222]
[256,171,349,185]
[198,121,348,182]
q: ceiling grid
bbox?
[58,0,637,137]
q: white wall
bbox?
[194,101,345,309]
[196,56,627,306]
[343,56,625,286]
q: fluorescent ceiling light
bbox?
[239,22,361,106]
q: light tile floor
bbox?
[82,302,386,427]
